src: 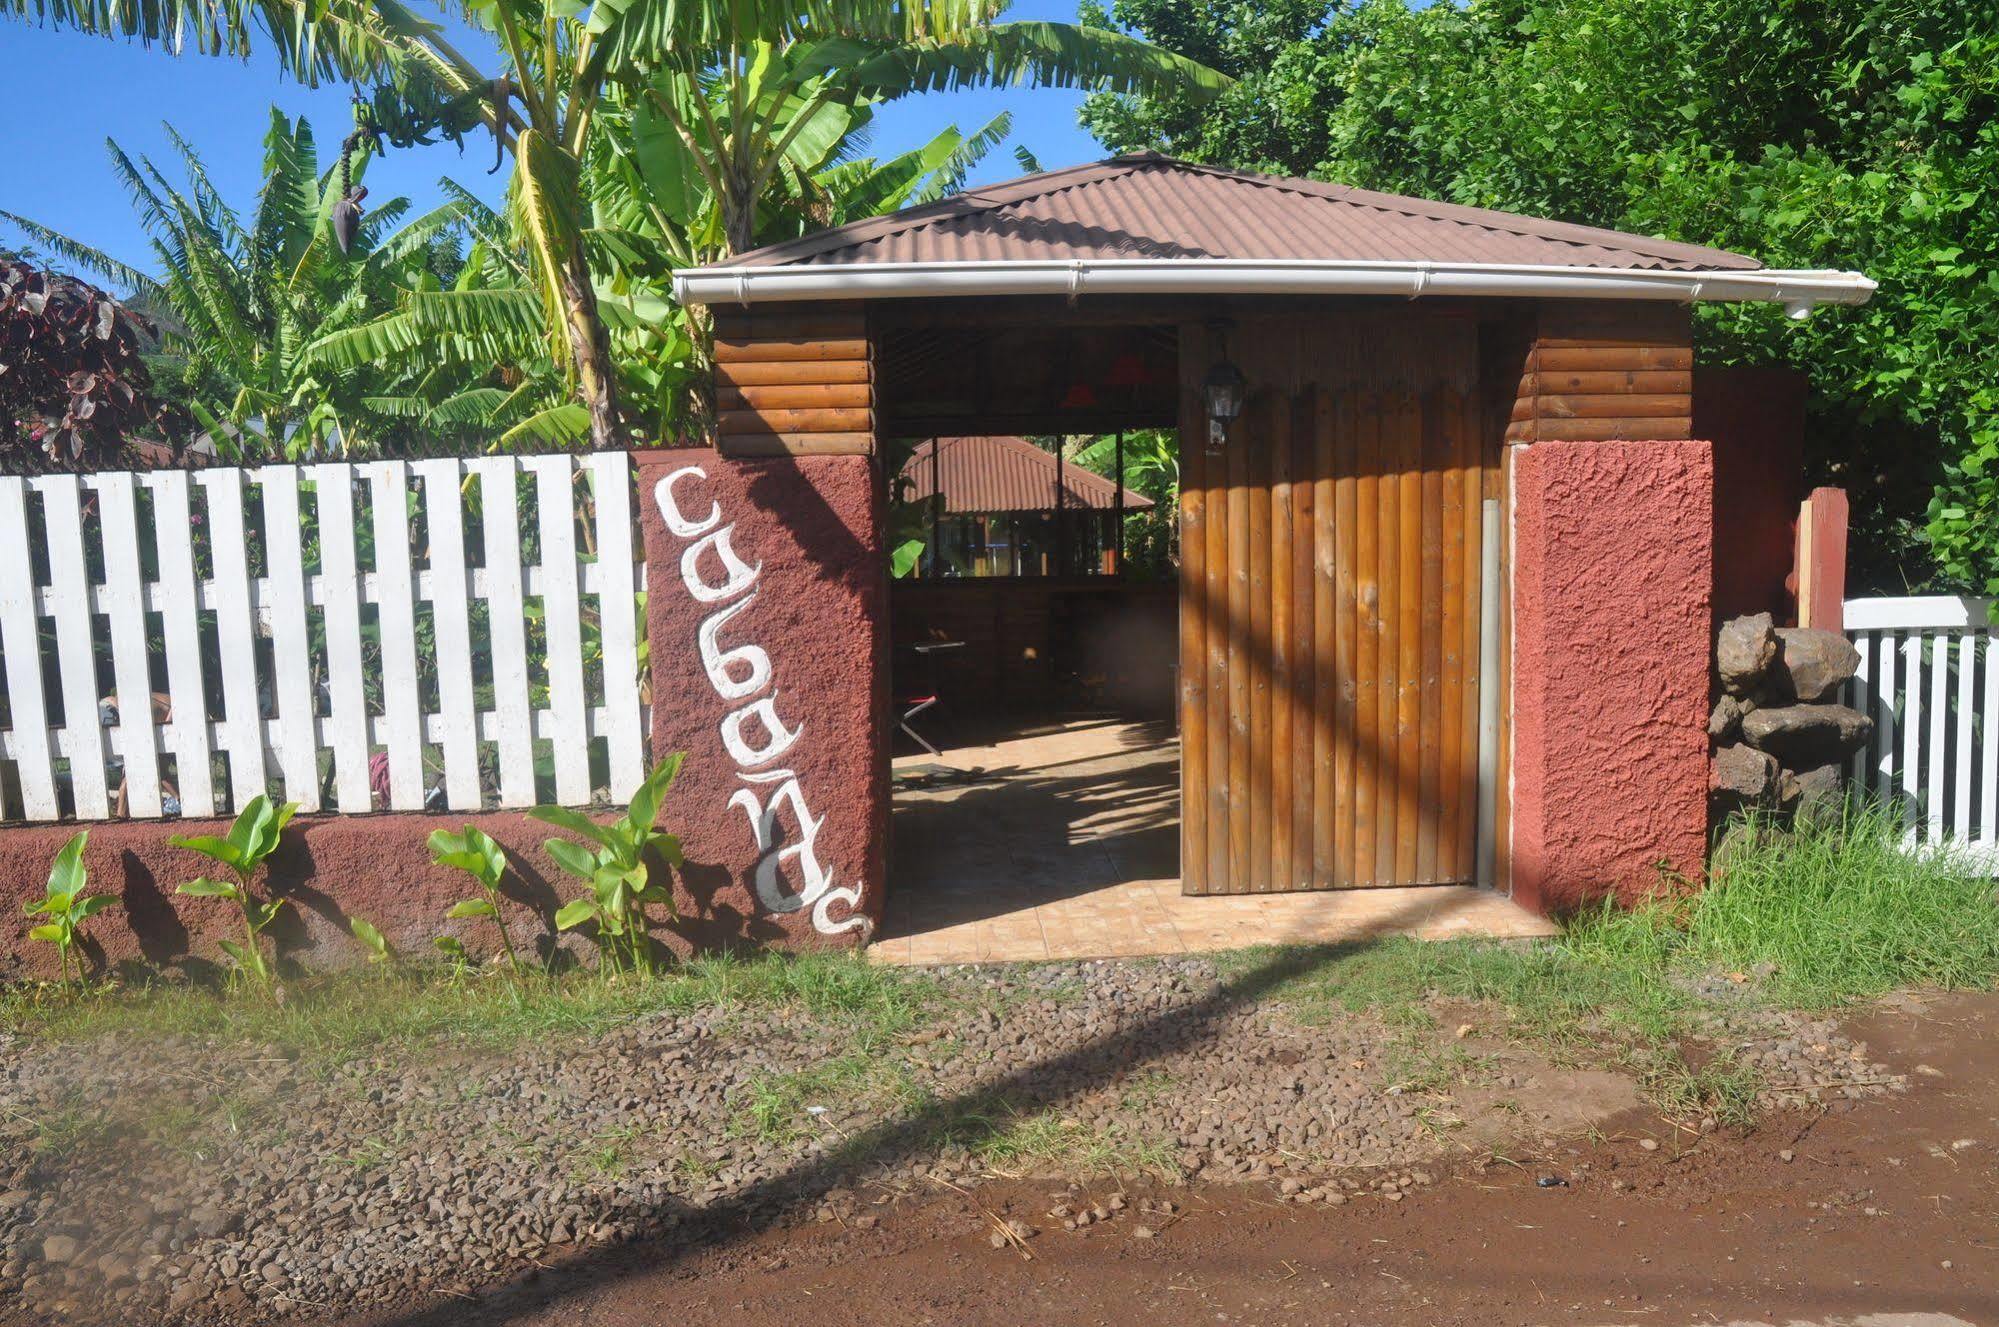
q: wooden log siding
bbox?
[1504,302,1695,445]
[711,303,874,456]
[1179,312,1496,895]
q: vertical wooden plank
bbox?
[1395,391,1424,883]
[197,469,265,812]
[1954,631,1976,839]
[1178,335,1209,891]
[0,478,57,818]
[1493,444,1513,894]
[532,456,591,806]
[367,460,424,809]
[147,472,214,818]
[1981,630,1998,854]
[1226,391,1252,894]
[313,465,371,812]
[92,473,163,817]
[1205,388,1233,896]
[1269,395,1294,893]
[1310,389,1337,888]
[1416,391,1446,882]
[1458,393,1485,878]
[589,452,647,800]
[414,458,483,811]
[1292,392,1317,890]
[1329,390,1358,888]
[1437,396,1467,882]
[1899,634,1921,821]
[475,458,536,808]
[1876,630,1900,803]
[1926,630,1948,840]
[257,467,321,811]
[1356,399,1387,884]
[1248,395,1275,890]
[37,476,110,818]
[1848,631,1873,788]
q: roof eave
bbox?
[675,258,1876,315]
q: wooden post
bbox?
[1113,430,1125,576]
[1054,440,1068,578]
[1796,487,1849,630]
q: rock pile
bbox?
[1709,612,1871,822]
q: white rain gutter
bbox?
[673,258,1875,318]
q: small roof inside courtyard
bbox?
[676,154,1871,312]
[901,436,1155,516]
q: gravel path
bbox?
[0,958,1902,1326]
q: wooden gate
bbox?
[1178,313,1501,893]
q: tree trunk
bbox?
[560,242,618,448]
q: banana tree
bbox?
[3,0,1227,448]
[2,111,468,457]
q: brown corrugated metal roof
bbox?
[721,153,1760,274]
[900,437,1157,515]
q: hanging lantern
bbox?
[1202,321,1246,453]
[1060,380,1099,409]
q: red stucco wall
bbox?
[0,811,602,979]
[1510,439,1714,914]
[637,449,888,950]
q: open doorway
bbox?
[884,424,1183,956]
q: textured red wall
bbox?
[0,811,603,979]
[1511,439,1714,914]
[636,449,887,950]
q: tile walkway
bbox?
[870,715,1557,966]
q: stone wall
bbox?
[1709,613,1870,823]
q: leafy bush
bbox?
[531,755,684,977]
[22,831,119,987]
[172,795,299,987]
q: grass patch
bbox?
[0,951,939,1061]
[956,1102,1178,1179]
[1226,801,1995,1121]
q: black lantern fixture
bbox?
[1202,319,1246,453]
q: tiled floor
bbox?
[871,715,1556,966]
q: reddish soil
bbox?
[354,992,1999,1327]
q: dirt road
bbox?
[359,992,1997,1327]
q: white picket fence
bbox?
[0,453,647,822]
[1844,595,1999,868]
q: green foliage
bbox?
[531,754,686,977]
[1085,0,1999,593]
[427,826,526,975]
[171,795,299,987]
[348,917,393,965]
[2,112,470,458]
[22,832,119,988]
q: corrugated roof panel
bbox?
[721,154,1759,274]
[900,437,1157,515]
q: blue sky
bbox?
[0,2,1101,285]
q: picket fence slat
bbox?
[147,472,215,817]
[314,464,372,813]
[0,478,57,818]
[415,459,483,812]
[475,458,537,808]
[202,469,268,812]
[40,475,112,819]
[92,474,164,818]
[589,452,645,800]
[531,456,590,806]
[1,453,646,825]
[1847,596,1997,870]
[260,467,321,813]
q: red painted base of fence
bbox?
[636,449,888,949]
[1510,438,1715,914]
[0,811,624,979]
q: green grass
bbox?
[1221,801,1996,1123]
[0,951,940,1061]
